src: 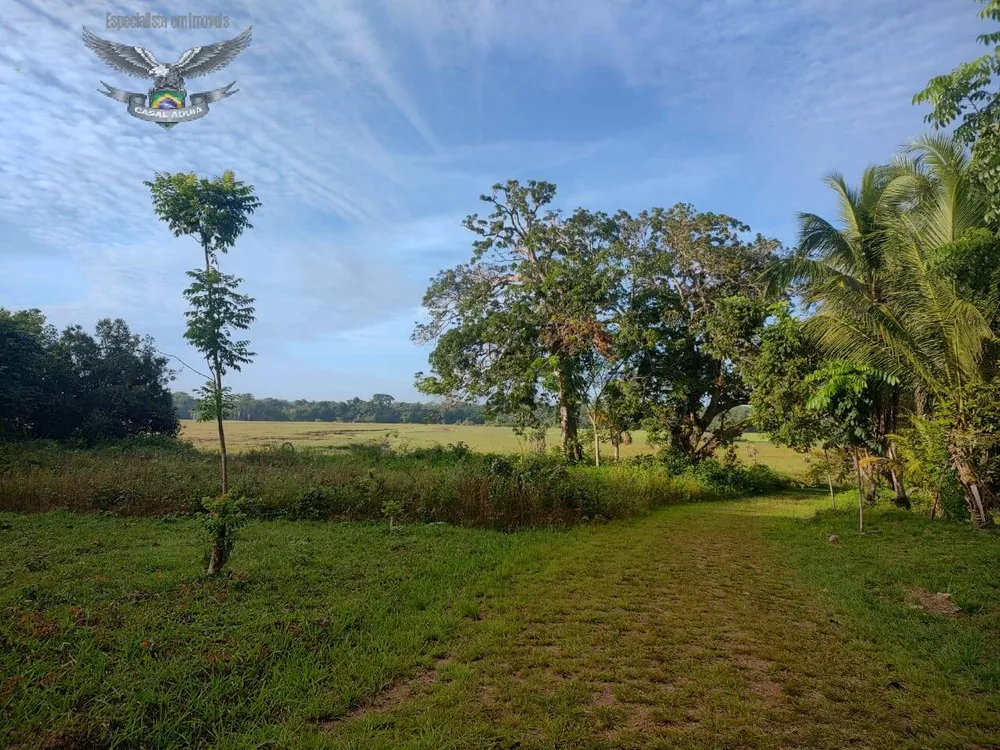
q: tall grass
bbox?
[0,438,787,528]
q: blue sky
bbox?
[0,0,986,400]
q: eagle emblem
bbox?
[82,26,251,128]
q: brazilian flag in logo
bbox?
[150,89,185,109]
[148,89,185,130]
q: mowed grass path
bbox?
[4,496,998,748]
[323,498,1000,749]
[179,420,811,476]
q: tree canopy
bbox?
[0,310,178,443]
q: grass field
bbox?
[3,494,999,748]
[178,420,812,476]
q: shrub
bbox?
[287,487,334,521]
[382,498,405,529]
[689,459,786,496]
[657,450,695,475]
[199,494,249,576]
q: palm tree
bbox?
[808,214,998,526]
[804,135,1000,527]
[891,133,988,249]
[773,166,911,507]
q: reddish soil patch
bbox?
[316,655,455,730]
[907,587,962,616]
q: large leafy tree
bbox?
[0,309,57,437]
[746,303,836,452]
[621,205,782,462]
[414,180,619,460]
[58,318,179,443]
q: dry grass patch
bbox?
[907,586,963,616]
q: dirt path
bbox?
[321,500,985,749]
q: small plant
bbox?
[448,441,471,460]
[288,486,332,520]
[805,447,851,508]
[526,425,547,455]
[199,493,249,576]
[382,498,405,531]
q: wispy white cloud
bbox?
[0,0,987,399]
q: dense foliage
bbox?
[415,184,783,464]
[0,310,178,444]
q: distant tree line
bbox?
[171,391,502,425]
[0,309,178,443]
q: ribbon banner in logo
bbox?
[99,81,238,126]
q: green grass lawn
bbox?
[3,495,999,748]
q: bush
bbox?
[688,458,787,496]
[657,450,695,475]
[287,487,334,521]
[199,494,249,575]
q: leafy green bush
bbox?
[287,487,334,521]
[198,493,249,575]
[656,450,695,475]
[688,459,787,496]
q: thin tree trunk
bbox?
[206,541,223,576]
[203,243,229,496]
[886,442,910,509]
[588,406,601,467]
[952,454,994,528]
[856,454,876,506]
[614,442,620,461]
[214,358,228,495]
[823,448,835,509]
[853,448,864,534]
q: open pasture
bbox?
[178,420,812,476]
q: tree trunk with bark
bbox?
[555,361,583,461]
[853,448,865,533]
[206,540,225,576]
[952,453,994,528]
[886,443,910,509]
[559,402,583,461]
